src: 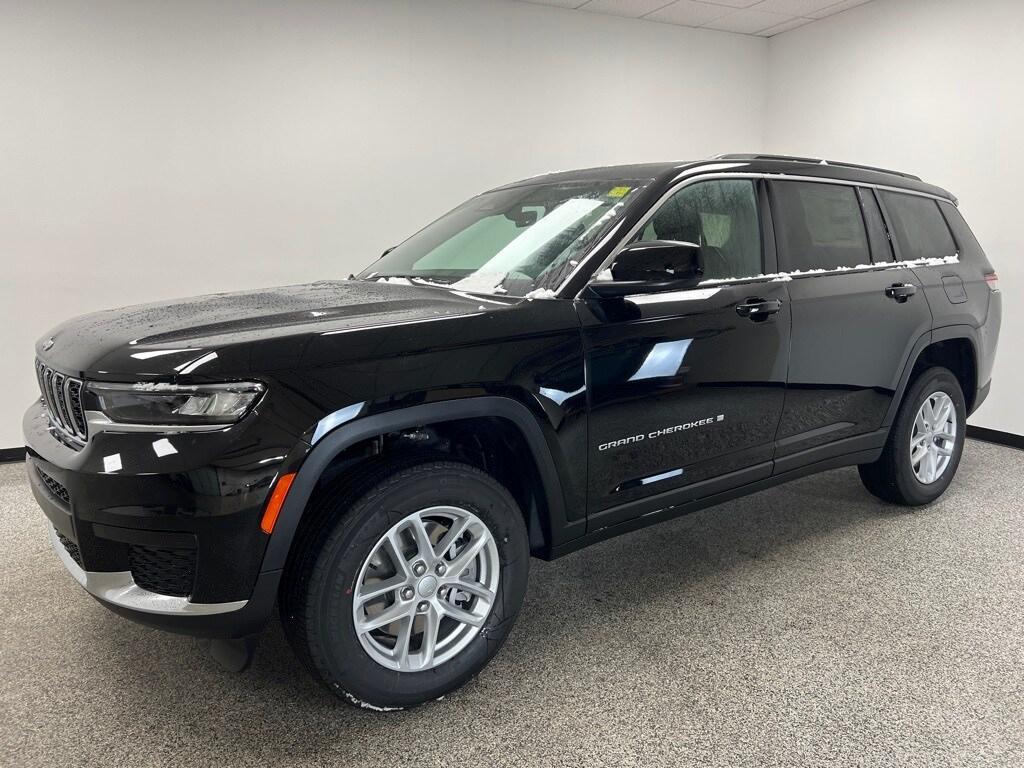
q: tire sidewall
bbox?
[892,368,967,505]
[306,464,529,709]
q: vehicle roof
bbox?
[492,155,956,202]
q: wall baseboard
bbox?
[1,426,1020,465]
[966,426,1024,451]
[1,447,26,463]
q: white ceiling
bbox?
[517,0,874,37]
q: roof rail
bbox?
[712,153,922,181]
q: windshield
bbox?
[358,178,649,297]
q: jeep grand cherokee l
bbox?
[25,154,1001,710]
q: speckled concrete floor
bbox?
[1,440,1022,767]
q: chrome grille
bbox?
[36,361,88,444]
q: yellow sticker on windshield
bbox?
[607,186,631,198]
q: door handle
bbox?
[885,283,917,303]
[736,297,782,321]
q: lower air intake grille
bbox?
[55,529,84,568]
[128,545,196,598]
[37,468,71,506]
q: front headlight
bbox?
[87,381,265,428]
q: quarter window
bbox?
[879,191,957,261]
[634,180,762,281]
[772,181,870,271]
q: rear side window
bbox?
[938,201,989,265]
[772,181,870,271]
[878,191,957,261]
[635,179,762,280]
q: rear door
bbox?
[581,178,790,528]
[769,180,932,467]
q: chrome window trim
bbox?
[48,527,247,616]
[564,169,956,299]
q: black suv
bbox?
[26,155,1000,709]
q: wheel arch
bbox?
[885,326,980,427]
[261,397,571,573]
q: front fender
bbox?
[260,396,576,574]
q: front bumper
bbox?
[47,525,247,616]
[25,398,300,638]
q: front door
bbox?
[580,178,790,529]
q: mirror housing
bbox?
[586,240,705,298]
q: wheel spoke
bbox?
[434,516,470,559]
[440,600,486,628]
[357,599,412,633]
[914,411,927,434]
[911,443,929,464]
[384,531,413,578]
[935,399,953,427]
[408,514,434,561]
[356,573,407,605]
[392,615,415,670]
[418,606,441,668]
[935,431,956,442]
[935,445,953,457]
[446,579,495,604]
[446,527,489,575]
[922,399,935,424]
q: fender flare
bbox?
[883,324,980,427]
[260,396,570,572]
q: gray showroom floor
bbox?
[1,440,1022,768]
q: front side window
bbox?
[360,179,648,297]
[773,181,870,271]
[879,191,957,261]
[633,179,762,280]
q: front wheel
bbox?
[859,366,966,505]
[280,460,529,710]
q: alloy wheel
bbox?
[352,505,500,672]
[910,391,957,484]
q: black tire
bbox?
[858,366,966,506]
[279,459,529,710]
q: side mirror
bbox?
[586,240,704,298]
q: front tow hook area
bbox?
[204,635,261,673]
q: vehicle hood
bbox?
[36,280,519,378]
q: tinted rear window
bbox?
[938,201,988,265]
[879,191,956,261]
[772,181,870,271]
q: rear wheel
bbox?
[280,460,529,710]
[859,366,966,505]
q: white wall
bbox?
[765,0,1023,435]
[0,0,768,448]
[4,0,1020,449]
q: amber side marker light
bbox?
[984,272,999,288]
[260,472,296,534]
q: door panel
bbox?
[580,280,789,527]
[777,267,931,457]
[769,179,934,459]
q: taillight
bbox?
[984,272,999,289]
